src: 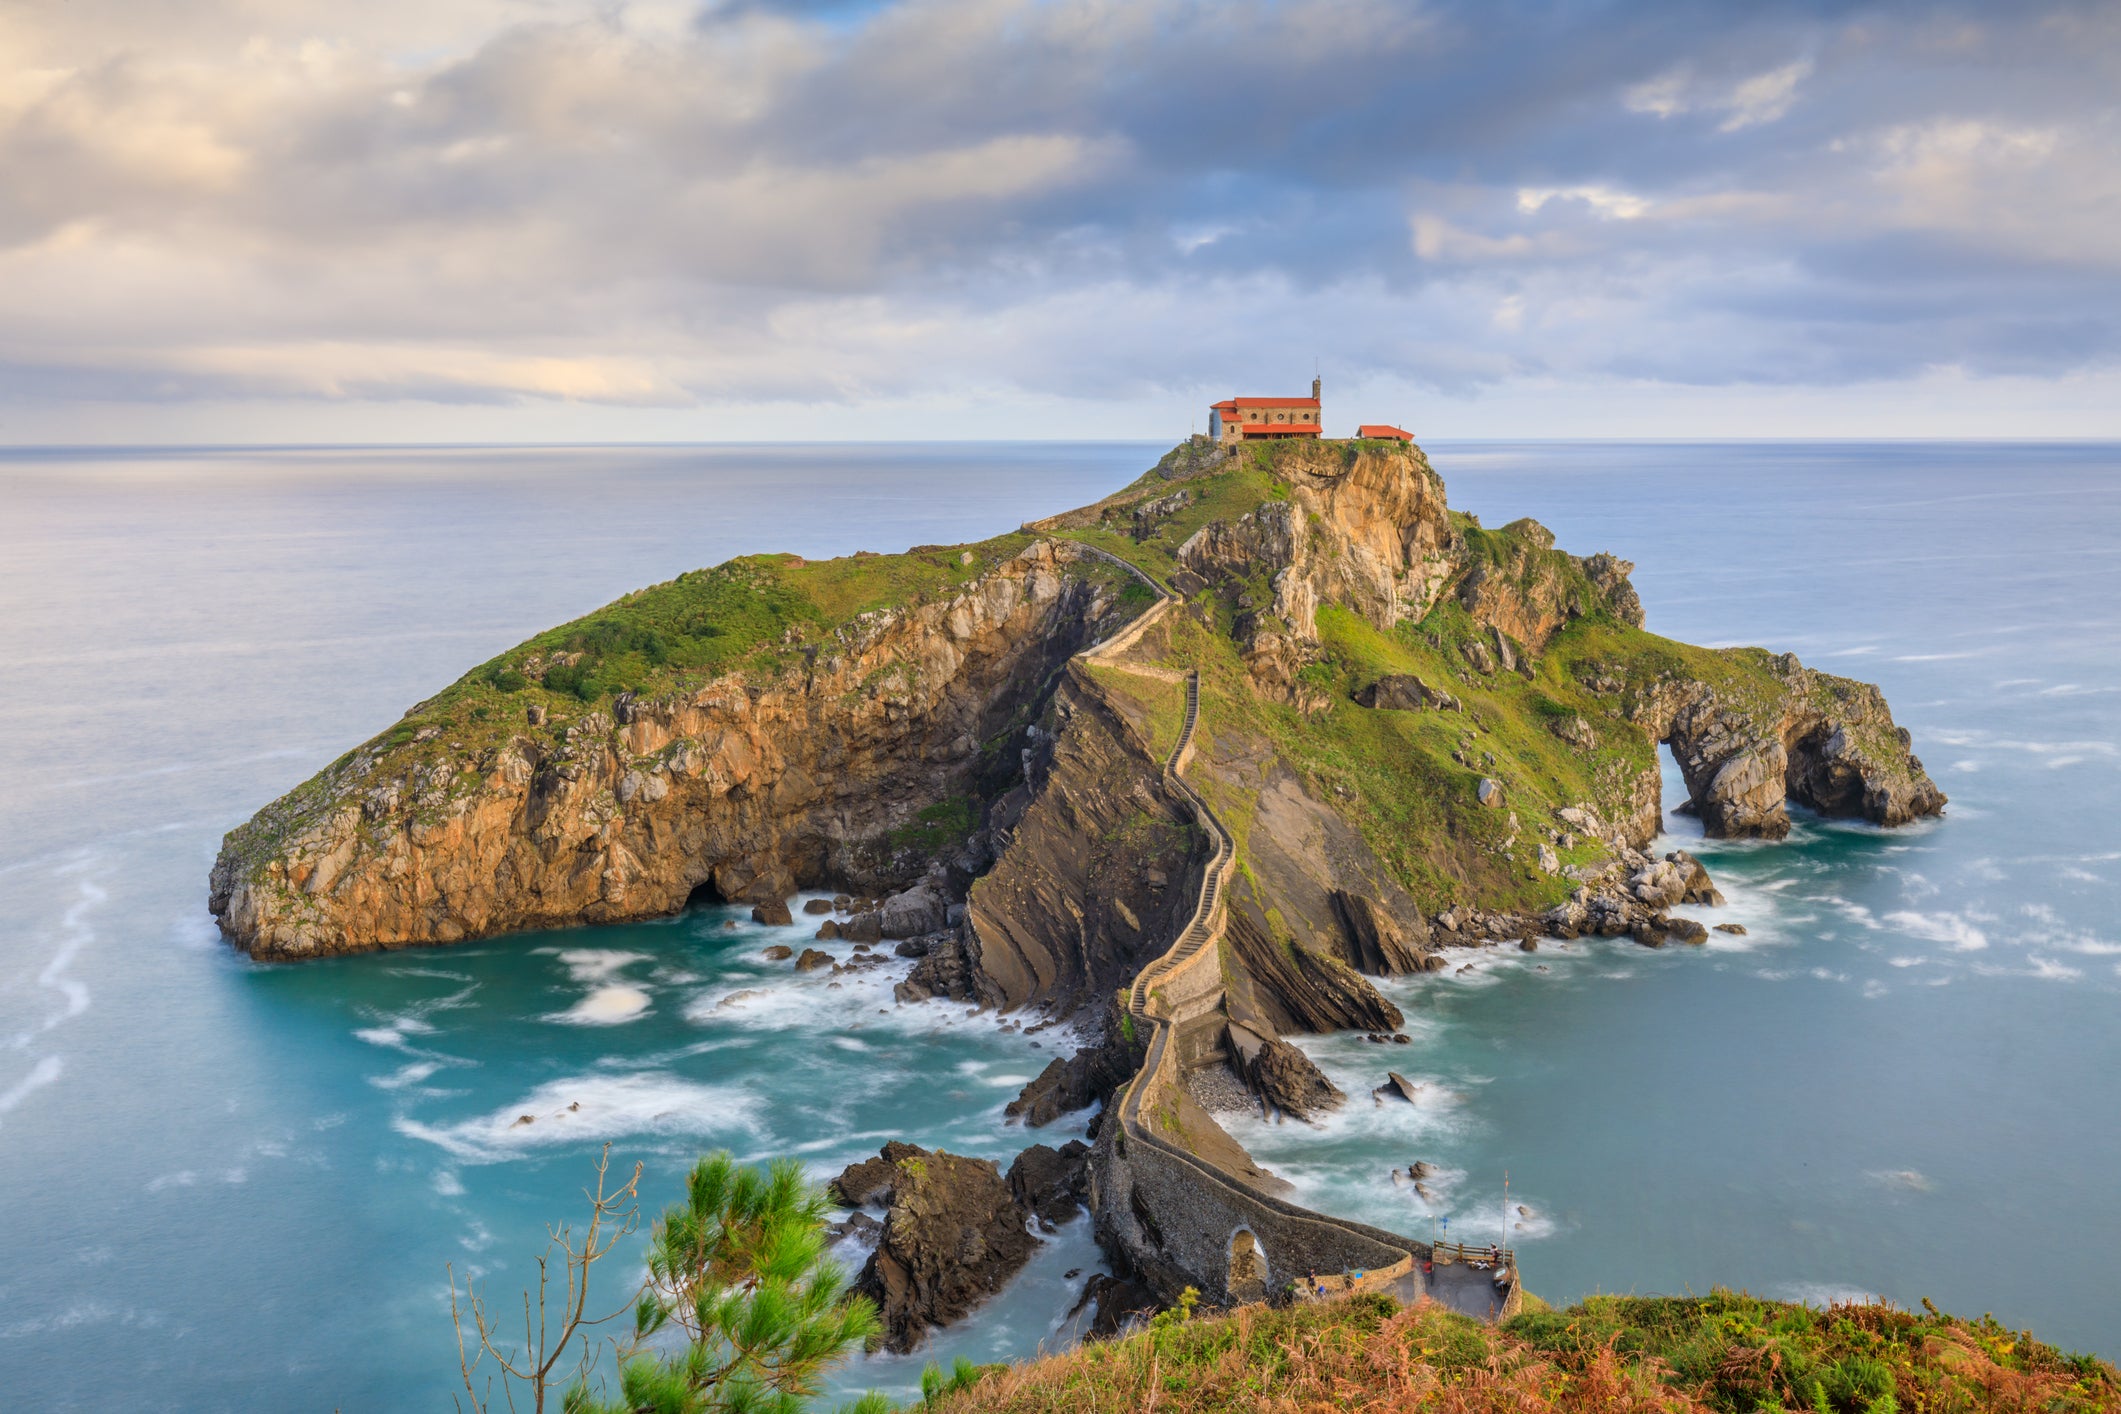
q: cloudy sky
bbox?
[2,0,2117,441]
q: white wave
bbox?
[555,949,650,983]
[369,1060,443,1090]
[0,1056,64,1125]
[353,1016,437,1051]
[548,985,652,1025]
[1882,909,1989,951]
[394,1071,765,1163]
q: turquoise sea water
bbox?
[2,441,2116,1408]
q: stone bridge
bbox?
[1069,550,1522,1321]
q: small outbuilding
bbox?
[1357,424,1414,442]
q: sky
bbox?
[1,0,2117,442]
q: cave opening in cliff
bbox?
[683,879,725,911]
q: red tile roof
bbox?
[1230,396,1319,409]
[1358,424,1413,441]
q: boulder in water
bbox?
[853,1146,1037,1352]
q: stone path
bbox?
[1071,542,1522,1324]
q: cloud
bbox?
[1627,59,1814,131]
[0,0,2117,433]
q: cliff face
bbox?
[211,540,1128,958]
[1639,662,1948,839]
[213,436,1944,986]
[960,666,1204,1013]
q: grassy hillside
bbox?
[926,1290,2118,1414]
[1052,440,1925,917]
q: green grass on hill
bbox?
[925,1289,2118,1414]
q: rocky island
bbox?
[211,435,1945,1340]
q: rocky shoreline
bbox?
[209,435,1945,1348]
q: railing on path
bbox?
[1062,538,1520,1321]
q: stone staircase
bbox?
[1066,540,1522,1321]
[1127,670,1231,1019]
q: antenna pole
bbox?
[1503,1169,1510,1250]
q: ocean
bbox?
[1,440,2115,1409]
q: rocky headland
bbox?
[211,434,1945,1342]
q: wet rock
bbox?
[795,947,834,971]
[1006,1140,1090,1226]
[1631,917,1670,949]
[1714,923,1748,936]
[895,930,1001,1007]
[1374,1071,1422,1105]
[842,911,885,944]
[854,1147,1037,1352]
[751,900,794,926]
[830,1141,931,1207]
[803,899,835,915]
[1241,1034,1346,1120]
[1068,1273,1163,1339]
[1668,850,1725,906]
[827,1210,883,1246]
[762,944,793,961]
[1666,918,1709,945]
[1006,1003,1144,1126]
[815,920,842,941]
[880,882,950,939]
[893,937,932,959]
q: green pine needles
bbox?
[452,1147,887,1414]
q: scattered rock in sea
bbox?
[1374,1072,1422,1105]
[794,948,833,971]
[751,899,794,926]
[815,920,841,941]
[1243,1037,1345,1121]
[762,945,793,961]
[1715,923,1748,935]
[803,899,835,915]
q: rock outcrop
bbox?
[1006,1141,1091,1227]
[1242,1036,1346,1120]
[844,1144,1038,1353]
[1005,1000,1146,1127]
[961,670,1203,1013]
[212,541,1128,958]
[1330,890,1430,975]
[1639,656,1946,840]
